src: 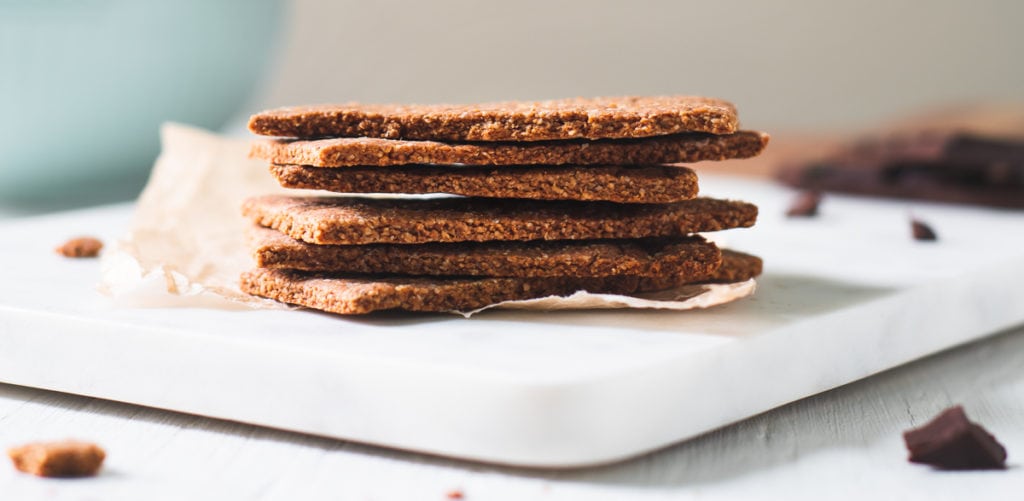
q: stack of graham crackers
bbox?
[240,96,768,314]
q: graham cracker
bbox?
[249,96,738,141]
[249,225,722,278]
[241,195,758,245]
[250,131,769,167]
[269,163,699,203]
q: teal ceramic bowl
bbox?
[0,1,284,198]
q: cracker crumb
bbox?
[55,236,103,258]
[7,439,106,477]
[446,488,465,499]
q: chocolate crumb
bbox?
[446,488,465,499]
[7,439,106,477]
[55,236,103,258]
[786,191,822,217]
[903,406,1006,470]
[911,218,938,241]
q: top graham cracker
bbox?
[248,96,739,141]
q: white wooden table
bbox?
[1,205,1022,500]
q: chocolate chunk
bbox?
[778,131,1024,209]
[911,218,938,241]
[903,406,1006,470]
[785,191,822,217]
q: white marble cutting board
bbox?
[1,175,1022,468]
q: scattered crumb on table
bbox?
[7,439,106,478]
[55,236,104,258]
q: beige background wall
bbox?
[255,0,1023,131]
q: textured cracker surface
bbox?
[630,248,761,288]
[238,250,761,314]
[637,249,762,290]
[251,131,769,167]
[240,270,640,314]
[242,195,758,245]
[708,249,763,283]
[248,96,738,141]
[249,225,721,278]
[269,163,699,203]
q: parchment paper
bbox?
[99,123,755,315]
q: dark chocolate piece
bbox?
[786,191,822,217]
[903,405,1007,470]
[778,131,1024,209]
[911,218,938,241]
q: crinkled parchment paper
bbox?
[100,123,755,316]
